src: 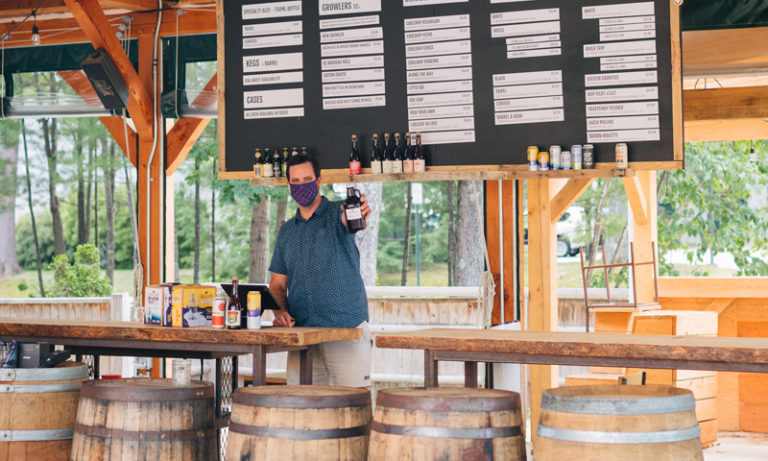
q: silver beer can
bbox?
[571,145,583,170]
[583,144,594,169]
[561,150,572,170]
[549,145,561,171]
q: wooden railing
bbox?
[0,294,131,376]
[658,277,768,433]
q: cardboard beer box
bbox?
[144,284,172,325]
[171,285,216,327]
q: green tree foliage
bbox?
[658,141,768,276]
[49,244,111,297]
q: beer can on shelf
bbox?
[571,145,583,170]
[615,143,628,169]
[549,145,562,170]
[527,146,539,162]
[561,150,572,170]
[583,144,594,169]
[246,291,262,330]
[537,149,550,171]
[212,295,226,329]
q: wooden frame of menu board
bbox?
[217,0,683,183]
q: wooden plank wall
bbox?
[659,277,768,433]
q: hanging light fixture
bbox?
[31,12,40,45]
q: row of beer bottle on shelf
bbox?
[253,146,307,178]
[349,132,426,175]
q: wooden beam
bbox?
[629,171,657,304]
[622,175,649,225]
[165,73,217,175]
[486,180,517,325]
[659,277,768,299]
[63,0,154,139]
[685,119,768,142]
[683,27,768,77]
[57,70,137,165]
[527,178,560,437]
[550,178,594,224]
[685,86,768,121]
[100,116,137,165]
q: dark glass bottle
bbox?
[382,132,393,174]
[262,149,274,178]
[273,149,283,177]
[370,134,382,174]
[392,133,404,173]
[344,186,366,233]
[226,277,242,330]
[282,148,290,176]
[414,132,426,172]
[349,135,361,175]
[253,148,264,177]
[403,133,414,173]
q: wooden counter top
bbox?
[0,317,360,347]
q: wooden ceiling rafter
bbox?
[57,69,138,165]
[62,0,154,139]
[166,73,217,175]
[0,7,215,48]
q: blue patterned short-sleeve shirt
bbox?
[269,197,369,328]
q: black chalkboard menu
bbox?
[217,0,682,179]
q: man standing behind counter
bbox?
[268,153,372,387]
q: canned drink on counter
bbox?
[212,295,226,329]
[538,149,550,171]
[246,291,262,330]
[549,145,561,170]
[571,145,583,170]
[561,150,572,170]
[615,143,628,169]
[583,144,594,169]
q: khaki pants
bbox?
[286,321,372,387]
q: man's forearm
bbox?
[270,286,288,311]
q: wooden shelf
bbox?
[248,167,636,186]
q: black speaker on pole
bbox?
[81,48,130,110]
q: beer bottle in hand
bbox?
[344,186,366,233]
[227,277,242,330]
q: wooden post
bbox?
[623,171,657,303]
[486,180,517,325]
[527,178,564,436]
[134,35,164,378]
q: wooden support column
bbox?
[136,35,163,287]
[527,178,565,436]
[486,180,517,325]
[134,35,163,378]
[623,171,657,303]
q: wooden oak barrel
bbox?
[226,385,371,461]
[0,362,88,461]
[535,385,703,460]
[368,388,526,461]
[71,378,215,461]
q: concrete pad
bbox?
[704,432,768,460]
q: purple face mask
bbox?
[290,180,319,207]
